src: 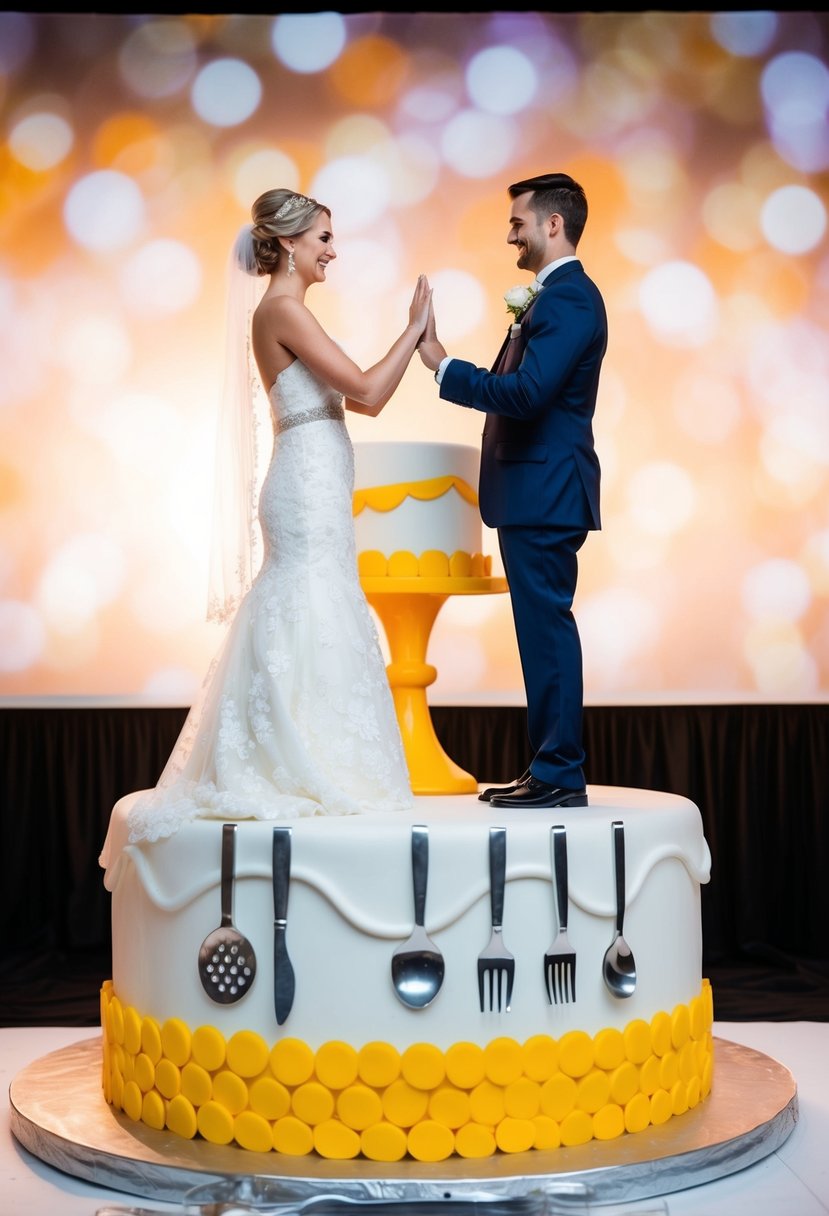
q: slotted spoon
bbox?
[197,822,257,1004]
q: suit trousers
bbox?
[497,523,588,790]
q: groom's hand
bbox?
[418,297,446,371]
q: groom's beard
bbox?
[513,229,545,272]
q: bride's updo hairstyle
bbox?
[236,188,330,277]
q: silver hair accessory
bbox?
[287,249,295,276]
[275,194,308,221]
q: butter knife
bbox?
[272,826,295,1025]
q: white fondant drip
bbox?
[110,837,711,935]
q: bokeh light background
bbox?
[1,10,828,706]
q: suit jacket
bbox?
[439,259,607,531]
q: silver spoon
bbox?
[391,823,445,1008]
[602,819,637,998]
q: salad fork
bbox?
[477,825,515,1012]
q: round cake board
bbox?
[8,1036,796,1208]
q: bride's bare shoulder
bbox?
[254,293,300,319]
[253,293,314,336]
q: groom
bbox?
[418,172,607,809]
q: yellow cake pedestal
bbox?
[361,575,508,795]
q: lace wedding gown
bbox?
[126,359,414,843]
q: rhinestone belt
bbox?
[275,401,345,434]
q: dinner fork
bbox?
[544,825,576,1004]
[477,825,515,1012]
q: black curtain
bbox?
[2,703,828,1024]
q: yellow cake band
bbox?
[353,477,478,515]
[100,980,714,1162]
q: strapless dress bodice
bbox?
[269,359,344,433]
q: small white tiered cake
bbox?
[353,441,491,579]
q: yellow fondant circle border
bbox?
[100,980,714,1162]
[357,549,492,579]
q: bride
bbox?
[125,188,432,843]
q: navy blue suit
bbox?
[440,259,607,789]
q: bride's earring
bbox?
[287,248,295,277]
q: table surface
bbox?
[3,1023,828,1216]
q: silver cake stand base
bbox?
[9,1037,796,1208]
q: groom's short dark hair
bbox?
[508,172,588,247]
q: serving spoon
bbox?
[391,823,445,1008]
[602,819,637,999]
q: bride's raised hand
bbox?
[409,274,432,337]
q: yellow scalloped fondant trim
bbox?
[353,477,478,516]
[358,550,492,579]
[100,980,714,1162]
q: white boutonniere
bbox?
[504,283,538,319]
[504,284,539,336]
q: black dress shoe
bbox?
[478,769,531,803]
[489,777,588,809]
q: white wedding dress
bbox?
[126,359,414,843]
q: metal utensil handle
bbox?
[220,823,236,927]
[552,825,568,931]
[489,826,506,927]
[95,1188,554,1216]
[273,826,291,923]
[612,819,625,933]
[411,824,429,928]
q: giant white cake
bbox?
[99,786,713,1162]
[352,441,492,579]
